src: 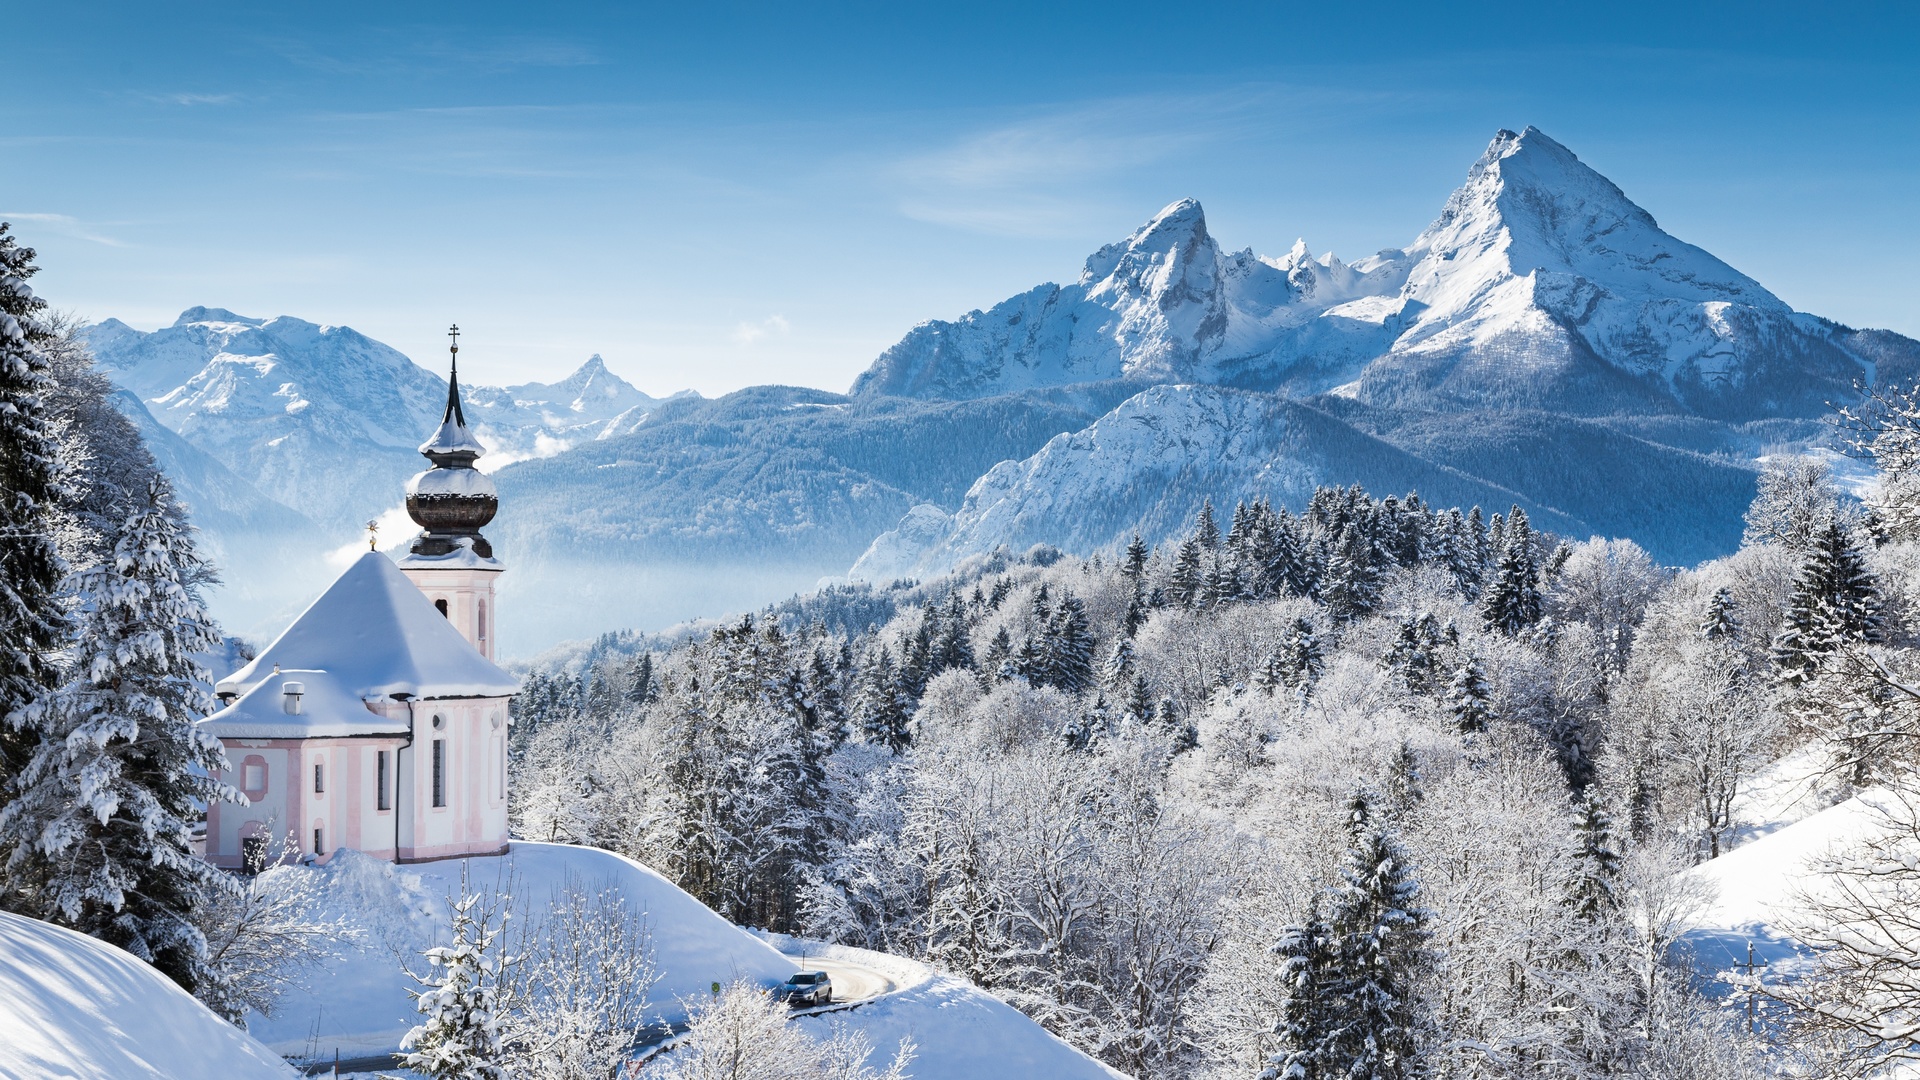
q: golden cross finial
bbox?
[448,323,460,356]
[366,519,379,551]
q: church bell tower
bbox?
[397,325,503,661]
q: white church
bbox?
[201,335,519,868]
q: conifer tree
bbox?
[1122,533,1149,581]
[1567,794,1621,922]
[1270,795,1429,1080]
[400,887,513,1080]
[1101,638,1136,692]
[854,644,911,753]
[0,224,69,804]
[1774,518,1885,683]
[1701,586,1740,642]
[1385,741,1422,823]
[1481,507,1543,635]
[1123,673,1155,725]
[1170,538,1205,608]
[1047,594,1095,694]
[1194,498,1220,551]
[1264,905,1337,1080]
[983,626,1014,683]
[1445,657,1494,735]
[1322,794,1428,1080]
[1321,524,1379,622]
[1279,618,1324,699]
[1265,514,1312,598]
[934,591,974,672]
[0,480,238,992]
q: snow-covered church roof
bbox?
[202,669,411,740]
[216,551,519,701]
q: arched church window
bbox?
[478,600,488,643]
[435,598,449,618]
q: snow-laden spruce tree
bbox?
[0,477,238,992]
[1264,905,1336,1080]
[1270,794,1429,1080]
[0,223,70,804]
[403,884,517,1080]
[1444,656,1493,735]
[1481,506,1543,635]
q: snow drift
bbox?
[0,909,296,1080]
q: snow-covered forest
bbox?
[512,425,1920,1077]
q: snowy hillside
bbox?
[0,910,296,1079]
[752,936,1127,1080]
[253,843,795,1059]
[854,128,1917,422]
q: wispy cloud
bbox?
[262,33,601,77]
[731,314,790,345]
[145,91,241,106]
[0,212,127,247]
[883,84,1400,237]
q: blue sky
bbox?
[6,1,1917,394]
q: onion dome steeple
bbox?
[404,325,499,559]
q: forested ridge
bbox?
[512,424,1920,1078]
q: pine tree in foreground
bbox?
[0,223,70,804]
[402,886,515,1080]
[1263,904,1336,1080]
[0,479,238,992]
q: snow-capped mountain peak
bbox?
[83,310,679,531]
[854,126,1908,420]
[172,306,264,328]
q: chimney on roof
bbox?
[282,682,305,715]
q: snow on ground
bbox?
[1682,786,1897,978]
[255,842,795,1062]
[1724,745,1848,851]
[0,909,296,1080]
[755,933,1127,1080]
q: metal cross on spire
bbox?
[440,323,468,427]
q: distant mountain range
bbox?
[86,128,1920,654]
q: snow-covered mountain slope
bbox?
[852,128,1918,423]
[853,198,1409,399]
[83,309,678,531]
[252,843,795,1059]
[0,910,296,1079]
[852,382,1762,581]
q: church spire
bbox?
[419,323,484,469]
[404,324,499,559]
[442,323,468,427]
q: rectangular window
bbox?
[242,763,266,791]
[313,762,325,794]
[377,751,391,811]
[493,736,506,800]
[432,739,446,808]
[313,827,324,855]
